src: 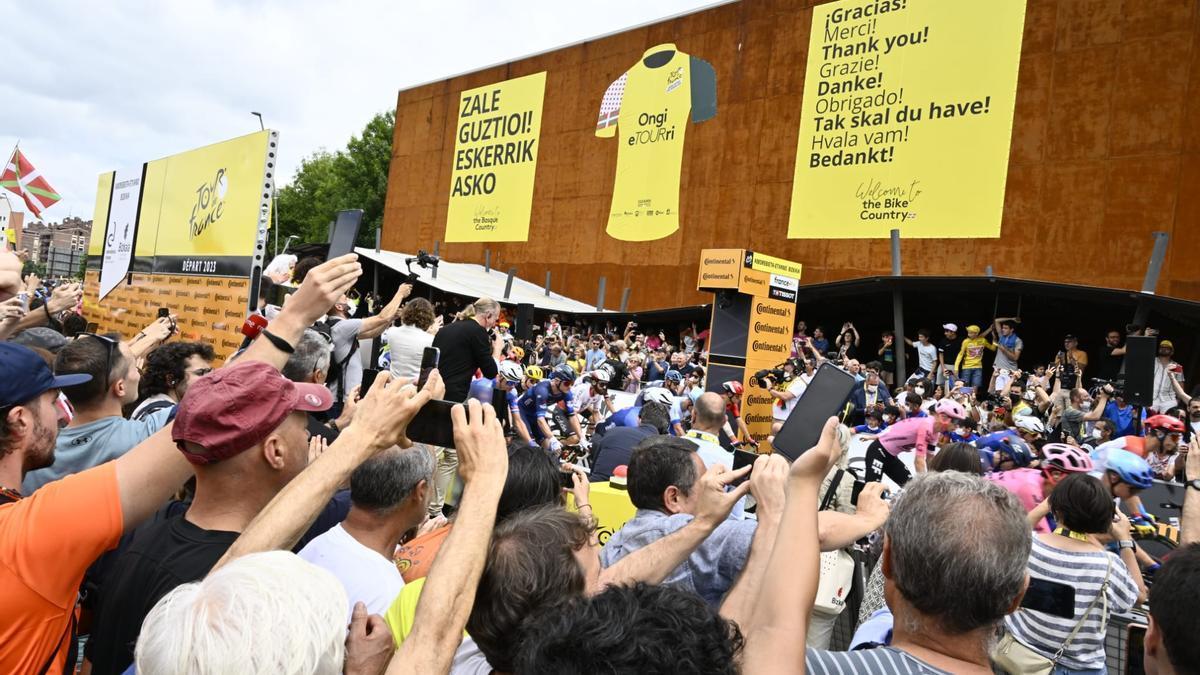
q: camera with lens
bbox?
[1089,378,1123,398]
[751,367,789,389]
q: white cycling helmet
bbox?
[588,369,611,384]
[498,361,524,384]
[1014,416,1046,435]
[642,387,674,406]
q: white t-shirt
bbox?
[773,373,812,422]
[384,324,434,380]
[298,524,404,622]
[914,341,937,373]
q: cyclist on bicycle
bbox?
[517,364,584,454]
[864,399,966,486]
[571,370,614,427]
[988,443,1093,532]
[497,361,534,446]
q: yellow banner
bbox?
[445,72,546,242]
[88,173,113,257]
[787,0,1027,238]
[147,131,273,274]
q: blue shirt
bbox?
[24,409,173,494]
[1103,400,1144,438]
[599,508,756,607]
[517,380,575,418]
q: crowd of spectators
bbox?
[0,245,1197,675]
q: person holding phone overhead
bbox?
[323,283,411,417]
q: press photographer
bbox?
[760,357,814,425]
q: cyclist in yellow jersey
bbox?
[596,43,716,242]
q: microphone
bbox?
[241,313,269,340]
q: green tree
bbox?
[275,110,394,251]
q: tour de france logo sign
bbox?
[189,167,228,240]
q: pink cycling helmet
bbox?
[933,398,967,420]
[1040,443,1094,474]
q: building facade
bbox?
[20,216,92,278]
[382,0,1200,311]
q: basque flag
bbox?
[1,147,61,218]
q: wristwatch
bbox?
[1118,540,1136,551]
[1187,478,1200,492]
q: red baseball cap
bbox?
[172,361,333,465]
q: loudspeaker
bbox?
[514,303,535,341]
[1123,335,1156,408]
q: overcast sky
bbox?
[3,0,724,223]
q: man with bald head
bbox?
[685,392,744,519]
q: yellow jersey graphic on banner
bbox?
[596,43,716,242]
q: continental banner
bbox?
[787,0,1027,238]
[597,44,716,242]
[82,270,250,363]
[445,72,546,242]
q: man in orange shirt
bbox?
[0,254,363,673]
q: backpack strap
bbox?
[820,469,845,512]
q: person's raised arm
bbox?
[1183,436,1200,546]
[241,254,361,371]
[0,296,27,340]
[720,455,787,627]
[741,418,840,675]
[358,284,412,339]
[1083,388,1111,422]
[389,399,509,674]
[212,370,442,570]
[598,462,751,588]
[125,316,175,359]
[816,482,890,550]
[14,282,81,332]
[113,424,194,530]
[1171,375,1191,405]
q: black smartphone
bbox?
[1020,578,1076,619]
[850,480,866,506]
[1125,623,1146,675]
[559,470,576,489]
[157,307,176,333]
[360,369,381,397]
[772,363,856,462]
[417,346,440,389]
[327,209,364,260]
[406,399,457,449]
[730,449,758,487]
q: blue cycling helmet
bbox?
[665,370,684,383]
[551,363,577,383]
[1105,448,1154,490]
[976,431,1034,468]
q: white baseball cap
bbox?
[942,323,958,332]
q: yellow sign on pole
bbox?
[445,72,546,242]
[787,0,1027,239]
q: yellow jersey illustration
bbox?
[596,43,716,242]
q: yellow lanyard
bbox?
[1054,527,1090,542]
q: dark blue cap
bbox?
[0,342,93,407]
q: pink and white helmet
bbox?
[933,398,967,420]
